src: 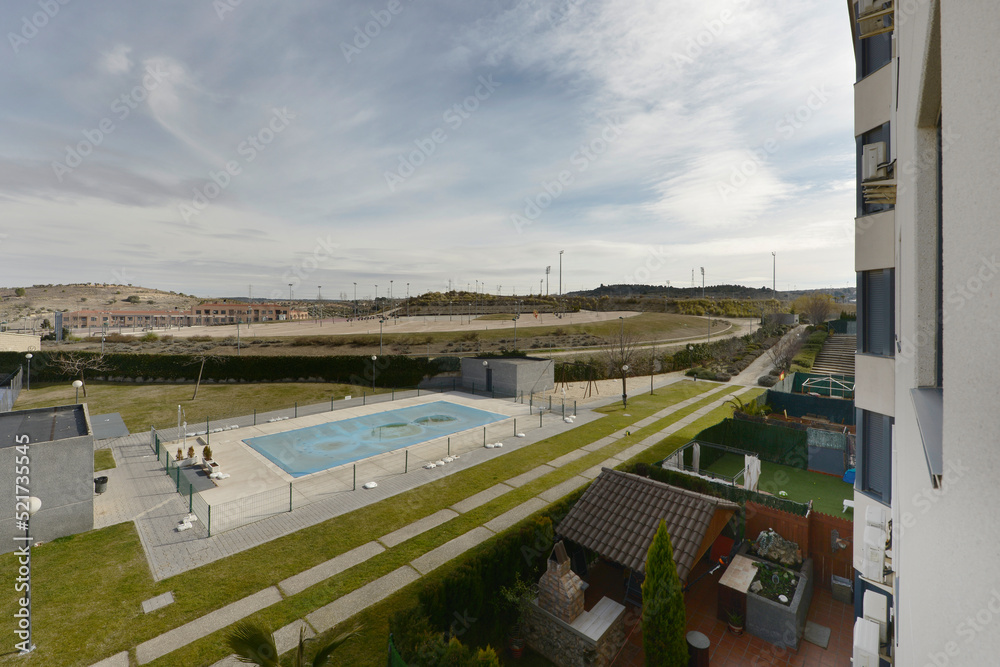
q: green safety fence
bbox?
[387,634,408,667]
[694,418,808,469]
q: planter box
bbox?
[746,558,814,651]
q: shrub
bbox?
[758,375,779,387]
[642,520,689,666]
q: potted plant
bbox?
[175,447,184,462]
[499,575,536,658]
[726,609,744,636]
[187,445,196,462]
[203,445,213,462]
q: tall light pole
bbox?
[374,284,378,314]
[288,283,293,302]
[317,286,322,326]
[559,250,564,295]
[546,266,551,296]
[25,353,32,391]
[390,280,393,312]
[379,317,387,355]
[353,282,357,317]
[771,252,776,300]
[700,267,705,299]
[406,282,410,317]
[371,355,377,391]
[512,315,519,350]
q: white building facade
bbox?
[849,1,1000,665]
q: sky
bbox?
[0,0,857,301]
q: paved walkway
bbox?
[92,378,752,665]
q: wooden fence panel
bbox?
[809,511,855,590]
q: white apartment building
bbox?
[849,1,1000,665]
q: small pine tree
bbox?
[642,520,689,666]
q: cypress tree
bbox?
[641,519,689,666]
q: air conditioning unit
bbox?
[864,589,889,644]
[865,505,887,531]
[853,618,881,667]
[862,525,886,581]
[862,142,887,181]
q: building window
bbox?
[857,30,892,81]
[858,268,895,356]
[857,409,893,504]
[857,123,893,217]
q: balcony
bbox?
[857,0,894,40]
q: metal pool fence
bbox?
[148,386,577,536]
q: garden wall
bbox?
[764,390,855,425]
[745,502,854,592]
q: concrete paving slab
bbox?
[410,527,495,575]
[279,541,385,596]
[306,566,420,632]
[580,460,619,479]
[89,652,130,667]
[537,476,590,504]
[136,587,282,664]
[547,448,589,468]
[450,483,513,513]
[378,509,458,548]
[141,591,175,614]
[483,498,548,533]
[505,464,556,487]
[582,436,619,452]
[275,619,315,654]
[612,442,655,462]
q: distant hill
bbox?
[569,283,856,302]
[0,284,200,329]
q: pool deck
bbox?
[169,393,531,506]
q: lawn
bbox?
[0,380,744,666]
[704,451,852,515]
[94,448,116,471]
[12,381,387,432]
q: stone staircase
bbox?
[812,334,856,376]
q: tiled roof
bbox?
[556,468,739,581]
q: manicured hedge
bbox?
[0,351,439,388]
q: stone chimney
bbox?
[537,541,585,624]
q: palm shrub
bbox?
[227,621,359,666]
[641,520,689,666]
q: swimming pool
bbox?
[244,401,507,477]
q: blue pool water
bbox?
[244,401,507,477]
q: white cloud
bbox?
[102,44,133,75]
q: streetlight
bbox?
[406,282,410,318]
[374,284,378,313]
[288,283,293,302]
[72,379,83,403]
[353,282,357,317]
[25,353,32,391]
[379,316,387,355]
[371,355,377,391]
[559,250,564,295]
[700,267,705,299]
[318,286,322,327]
[621,364,630,409]
[512,315,519,350]
[771,252,777,301]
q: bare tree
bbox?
[802,293,834,325]
[603,322,640,409]
[50,353,109,397]
[766,330,804,371]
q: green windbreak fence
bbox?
[695,418,808,469]
[387,634,408,667]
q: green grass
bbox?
[94,448,116,471]
[0,380,733,666]
[703,452,852,516]
[12,381,387,432]
[790,330,828,373]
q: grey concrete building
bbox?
[0,405,95,552]
[461,357,555,397]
